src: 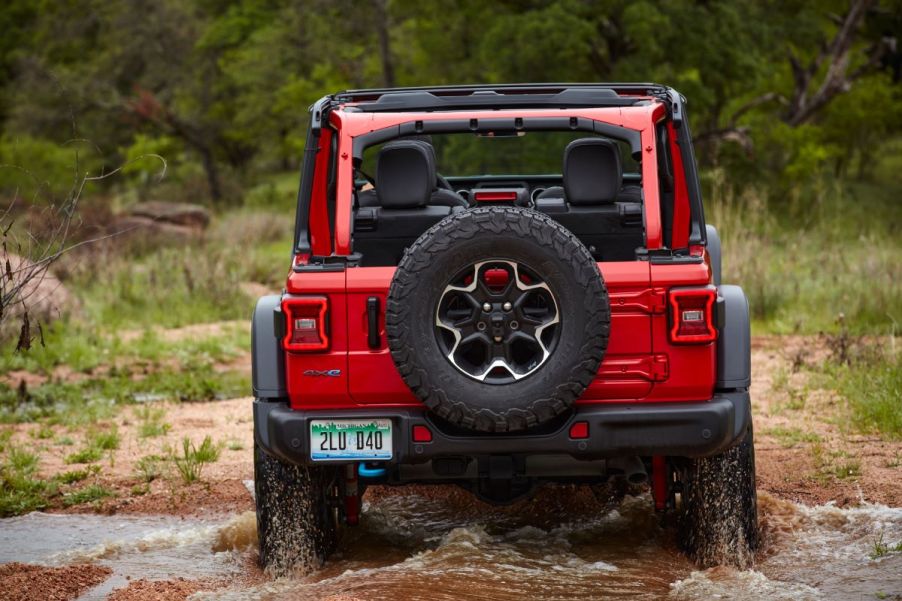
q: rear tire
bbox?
[678,426,759,568]
[254,442,339,575]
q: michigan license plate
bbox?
[309,419,393,461]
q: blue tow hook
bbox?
[358,463,387,478]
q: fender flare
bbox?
[252,295,287,400]
[716,285,751,390]
[706,224,722,287]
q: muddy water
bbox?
[1,487,900,600]
[0,512,247,599]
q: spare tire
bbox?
[386,206,610,432]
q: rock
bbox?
[127,201,211,229]
[108,215,201,242]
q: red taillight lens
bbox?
[282,296,329,352]
[473,190,518,202]
[669,287,717,344]
[569,421,589,439]
[412,425,433,443]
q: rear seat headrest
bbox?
[376,140,436,209]
[564,138,622,205]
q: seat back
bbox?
[535,138,644,261]
[353,140,457,266]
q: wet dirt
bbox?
[2,486,900,600]
[2,336,901,599]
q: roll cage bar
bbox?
[293,83,705,261]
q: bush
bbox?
[0,134,79,196]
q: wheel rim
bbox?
[434,259,561,385]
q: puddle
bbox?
[0,512,253,599]
[1,487,900,600]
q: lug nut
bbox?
[494,335,502,342]
[483,302,492,312]
[503,302,512,311]
[477,322,487,331]
[510,320,519,330]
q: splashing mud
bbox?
[207,487,902,600]
[1,487,900,600]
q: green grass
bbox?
[763,426,822,448]
[134,454,164,483]
[0,365,247,425]
[136,406,171,438]
[63,427,120,464]
[705,172,901,335]
[64,447,103,465]
[803,334,902,440]
[0,446,58,516]
[55,466,98,484]
[871,532,902,560]
[30,424,54,440]
[0,319,246,379]
[811,443,862,482]
[171,436,221,484]
[831,353,902,440]
[88,428,120,451]
[62,211,289,330]
[62,484,114,507]
[7,447,39,472]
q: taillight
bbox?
[473,190,518,202]
[668,287,717,344]
[282,296,329,352]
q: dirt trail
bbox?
[2,335,900,599]
[752,336,901,506]
[7,334,894,515]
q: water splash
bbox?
[0,487,900,600]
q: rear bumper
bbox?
[254,391,751,466]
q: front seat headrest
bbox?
[563,138,622,205]
[376,140,436,209]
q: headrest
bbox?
[376,140,436,209]
[563,138,622,205]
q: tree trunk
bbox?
[199,146,222,202]
[372,0,395,87]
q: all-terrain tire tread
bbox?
[385,206,610,432]
[254,444,338,576]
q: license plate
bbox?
[309,419,393,461]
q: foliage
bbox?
[171,435,221,484]
[55,466,98,484]
[64,446,103,465]
[135,454,164,483]
[0,445,57,516]
[871,532,902,559]
[818,341,902,439]
[136,406,171,438]
[62,484,114,507]
[707,172,901,334]
[0,0,898,201]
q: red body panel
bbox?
[329,106,663,256]
[283,99,718,411]
[285,271,349,409]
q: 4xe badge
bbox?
[303,369,342,377]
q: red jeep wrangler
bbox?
[252,83,757,574]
